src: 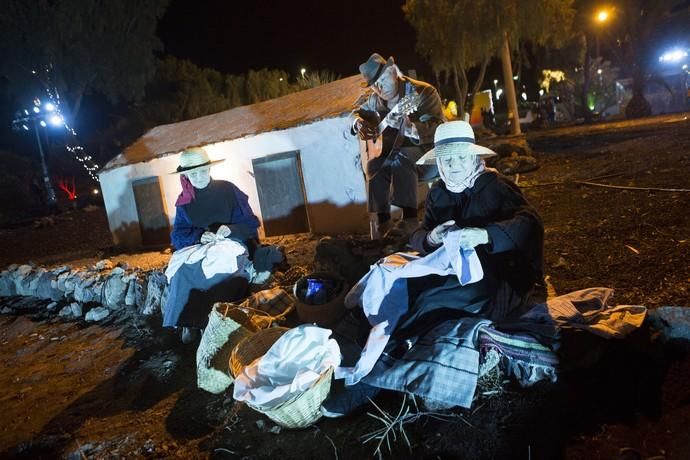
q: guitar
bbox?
[358,90,421,174]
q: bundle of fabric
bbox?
[477,326,558,387]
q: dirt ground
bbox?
[1,113,689,460]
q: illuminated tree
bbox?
[404,0,575,132]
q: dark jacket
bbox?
[410,171,544,318]
[170,179,260,251]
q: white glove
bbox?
[426,220,456,247]
[200,231,215,244]
[200,225,232,245]
[458,227,489,249]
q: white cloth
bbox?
[165,238,248,282]
[336,229,484,385]
[233,325,341,408]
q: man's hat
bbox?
[416,121,497,165]
[359,53,395,87]
[172,147,224,174]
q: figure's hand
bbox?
[355,117,379,140]
[458,227,489,249]
[200,231,215,244]
[426,220,456,247]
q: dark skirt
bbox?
[163,260,249,329]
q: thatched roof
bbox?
[102,74,363,171]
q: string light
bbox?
[22,64,101,182]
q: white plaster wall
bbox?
[100,115,368,247]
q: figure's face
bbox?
[372,66,399,101]
[184,166,211,189]
[438,153,477,180]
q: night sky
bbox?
[157,0,427,79]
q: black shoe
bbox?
[181,327,199,344]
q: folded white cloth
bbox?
[233,325,341,408]
[165,238,248,282]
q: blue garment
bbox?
[170,180,259,250]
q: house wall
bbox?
[99,116,370,248]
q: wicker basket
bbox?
[229,327,288,378]
[255,367,333,429]
[229,326,334,429]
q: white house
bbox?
[99,75,373,248]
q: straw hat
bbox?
[416,121,497,165]
[172,147,224,174]
[359,53,395,87]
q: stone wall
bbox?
[0,260,168,322]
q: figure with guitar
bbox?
[351,53,445,239]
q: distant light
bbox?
[513,75,519,80]
[683,64,688,70]
[539,89,545,96]
[22,124,29,131]
[39,120,47,127]
[597,68,603,75]
[659,49,688,63]
[496,89,504,99]
[493,79,498,85]
[279,77,283,81]
[596,10,609,23]
[45,102,55,112]
[521,92,527,101]
[49,114,63,126]
[24,109,29,115]
[31,70,37,74]
[92,188,100,195]
[300,68,306,77]
[33,106,40,113]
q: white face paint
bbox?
[184,165,211,189]
[437,152,485,193]
[372,66,400,101]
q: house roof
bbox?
[102,74,364,172]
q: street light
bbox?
[593,8,612,57]
[11,99,68,207]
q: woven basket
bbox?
[230,326,334,429]
[229,327,288,378]
[252,367,333,429]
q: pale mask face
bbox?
[372,66,399,101]
[184,166,211,189]
[438,153,479,181]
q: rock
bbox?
[111,267,125,276]
[141,271,167,315]
[85,306,110,322]
[36,271,63,301]
[648,306,690,345]
[0,271,16,297]
[46,301,58,311]
[1,307,13,314]
[56,270,72,292]
[59,302,82,318]
[51,266,70,276]
[95,259,114,271]
[103,273,128,309]
[74,274,99,303]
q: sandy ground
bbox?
[1,113,689,459]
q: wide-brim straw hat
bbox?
[417,121,497,165]
[359,53,395,87]
[171,147,225,174]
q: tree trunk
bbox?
[582,34,593,123]
[452,66,468,119]
[465,58,489,122]
[500,33,521,135]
